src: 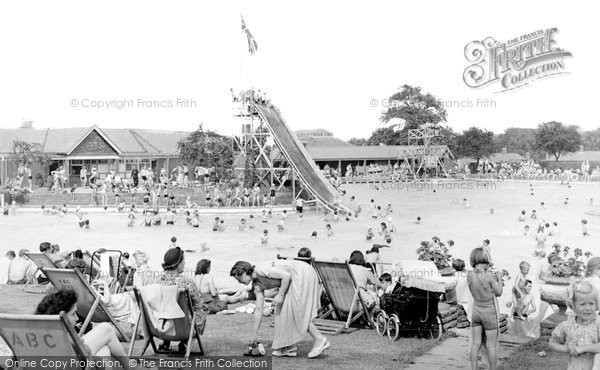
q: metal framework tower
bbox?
[232,100,305,200]
[398,123,453,178]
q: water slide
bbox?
[252,103,350,213]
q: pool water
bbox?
[1,180,598,311]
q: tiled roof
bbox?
[130,130,190,155]
[489,152,525,162]
[295,128,333,135]
[460,152,525,163]
[304,137,352,147]
[307,145,450,161]
[0,126,190,157]
[0,128,47,153]
[544,151,600,162]
[43,127,93,153]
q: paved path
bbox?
[406,330,533,370]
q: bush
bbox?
[416,237,453,270]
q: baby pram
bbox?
[374,279,443,340]
[374,260,457,341]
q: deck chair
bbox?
[130,287,204,359]
[41,267,130,342]
[25,252,60,270]
[312,259,375,335]
[0,312,90,370]
[22,252,60,292]
[276,254,313,263]
[82,251,100,278]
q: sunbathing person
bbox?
[194,259,228,313]
[35,289,133,370]
[91,279,140,327]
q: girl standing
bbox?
[468,247,503,370]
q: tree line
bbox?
[348,85,597,164]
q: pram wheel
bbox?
[375,311,388,336]
[429,315,443,340]
[387,314,400,341]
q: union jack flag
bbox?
[241,15,258,55]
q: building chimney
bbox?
[501,147,507,154]
[20,120,33,129]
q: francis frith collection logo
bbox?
[463,28,572,92]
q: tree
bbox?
[437,126,459,155]
[581,128,600,151]
[348,137,368,146]
[493,127,537,156]
[177,124,233,179]
[367,127,402,146]
[455,127,495,166]
[534,121,581,161]
[11,140,49,166]
[380,84,447,142]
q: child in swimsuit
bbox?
[467,247,503,370]
[140,213,153,227]
[582,219,590,236]
[366,227,374,240]
[164,208,176,225]
[153,210,161,226]
[261,210,268,223]
[248,214,256,229]
[260,230,269,245]
[239,218,247,231]
[326,224,333,237]
[212,217,220,231]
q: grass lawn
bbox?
[499,337,568,370]
[0,285,440,369]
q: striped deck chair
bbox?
[130,287,204,359]
[312,260,375,335]
[41,267,130,342]
[0,312,90,370]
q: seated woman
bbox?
[348,250,381,308]
[194,259,227,313]
[150,247,206,353]
[91,279,140,327]
[35,289,132,370]
[65,249,88,275]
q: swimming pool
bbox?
[1,180,598,309]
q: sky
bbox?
[0,1,598,140]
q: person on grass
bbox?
[230,260,329,358]
[468,247,503,370]
[35,289,133,370]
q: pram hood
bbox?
[392,260,458,293]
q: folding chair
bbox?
[22,253,60,292]
[41,267,130,342]
[82,251,100,278]
[25,252,60,270]
[0,312,90,370]
[312,259,375,335]
[129,287,204,359]
[276,254,313,263]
